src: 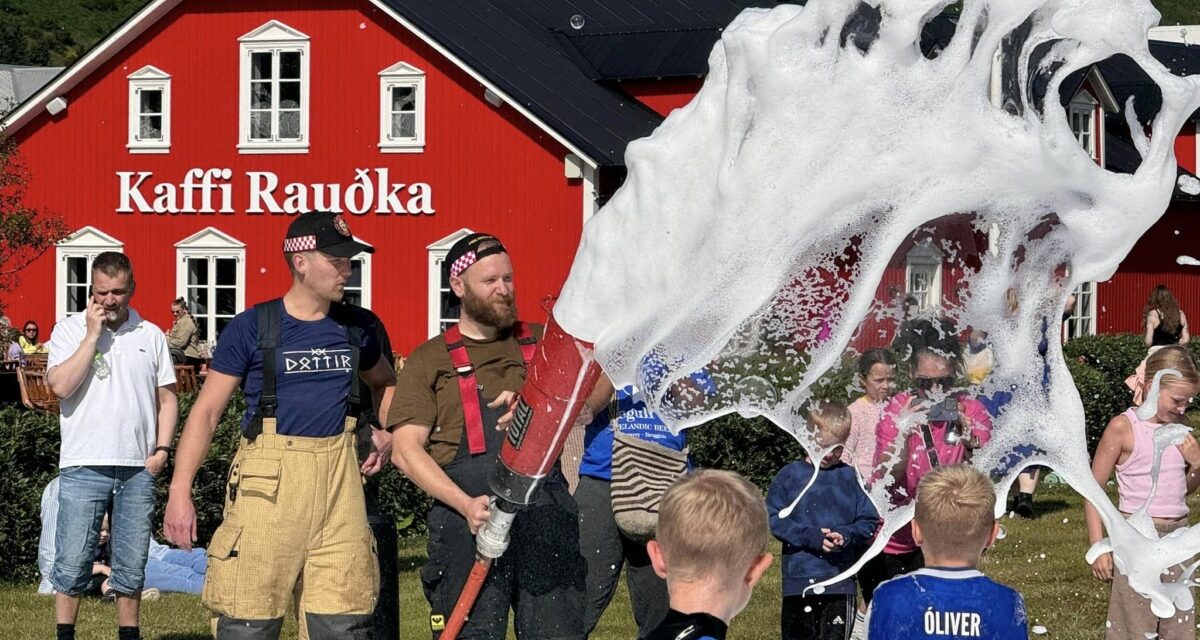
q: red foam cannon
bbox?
[440,307,603,640]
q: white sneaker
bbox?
[140,588,161,602]
[850,610,867,640]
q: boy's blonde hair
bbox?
[656,470,769,583]
[914,464,995,561]
[1144,345,1200,389]
[809,399,851,444]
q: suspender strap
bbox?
[444,322,539,455]
[919,423,941,470]
[247,299,283,440]
[330,302,364,414]
[514,321,536,366]
[445,324,486,455]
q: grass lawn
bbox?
[0,484,1187,639]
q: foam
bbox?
[555,0,1200,612]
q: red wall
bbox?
[6,0,584,354]
[1176,121,1198,174]
[1096,202,1200,334]
[620,78,703,118]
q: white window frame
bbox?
[55,226,124,321]
[905,239,943,314]
[1065,281,1098,339]
[427,228,474,337]
[378,61,426,153]
[127,65,170,153]
[345,236,374,309]
[175,227,246,345]
[237,20,310,154]
[1069,92,1099,161]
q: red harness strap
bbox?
[445,322,537,455]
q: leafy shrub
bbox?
[0,391,430,584]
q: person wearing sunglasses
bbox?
[18,320,49,355]
[858,318,993,608]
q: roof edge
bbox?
[1,0,183,135]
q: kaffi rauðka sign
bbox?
[116,168,435,215]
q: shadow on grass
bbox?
[157,635,211,640]
[1023,498,1070,519]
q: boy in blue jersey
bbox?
[767,400,880,640]
[868,464,1028,640]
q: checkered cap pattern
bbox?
[449,251,477,279]
[283,235,318,253]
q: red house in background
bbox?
[0,0,1197,356]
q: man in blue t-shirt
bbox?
[577,379,689,636]
[164,211,395,640]
[868,465,1028,640]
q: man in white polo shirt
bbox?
[46,251,177,640]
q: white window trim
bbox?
[127,65,170,153]
[348,236,374,309]
[237,20,310,154]
[175,227,246,344]
[905,239,943,314]
[378,61,426,153]
[55,226,124,321]
[427,228,474,337]
[1069,91,1099,161]
[1066,281,1099,338]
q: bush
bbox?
[1065,358,1116,454]
[0,391,430,584]
[687,413,803,492]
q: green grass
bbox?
[0,484,1186,639]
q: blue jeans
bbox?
[51,466,155,596]
[37,477,60,594]
[145,541,207,594]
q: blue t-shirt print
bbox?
[868,568,1028,640]
[579,386,688,481]
[210,304,382,437]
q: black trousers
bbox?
[857,550,924,605]
[782,594,856,640]
[421,479,587,639]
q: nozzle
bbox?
[475,498,518,559]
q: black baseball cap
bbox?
[282,211,374,257]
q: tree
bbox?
[0,122,68,310]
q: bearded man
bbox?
[389,232,586,639]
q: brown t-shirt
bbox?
[388,324,543,466]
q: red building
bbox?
[1,0,1197,355]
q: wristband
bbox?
[154,445,173,457]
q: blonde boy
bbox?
[645,470,774,640]
[867,464,1028,639]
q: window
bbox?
[378,62,426,152]
[175,227,246,344]
[55,226,124,320]
[427,228,474,337]
[1064,281,1097,340]
[238,20,310,154]
[1069,93,1099,160]
[127,66,170,153]
[905,239,943,313]
[343,238,373,309]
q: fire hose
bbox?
[439,310,604,639]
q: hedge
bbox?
[0,392,430,584]
[0,333,1182,582]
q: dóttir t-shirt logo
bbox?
[283,348,353,374]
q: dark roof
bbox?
[380,0,782,166]
[1097,41,1200,123]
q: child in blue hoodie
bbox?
[767,400,881,640]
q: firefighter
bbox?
[389,232,587,639]
[163,211,395,640]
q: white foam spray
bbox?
[555,0,1200,612]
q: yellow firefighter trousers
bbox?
[202,416,379,633]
